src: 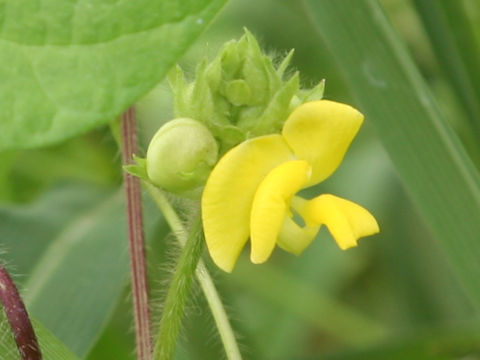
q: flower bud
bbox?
[146,118,218,196]
[224,79,252,106]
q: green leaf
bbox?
[33,319,81,360]
[0,184,160,357]
[0,312,80,360]
[0,184,110,278]
[21,190,127,356]
[302,0,480,306]
[322,323,480,360]
[0,0,226,151]
[0,308,19,359]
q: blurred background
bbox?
[1,0,480,359]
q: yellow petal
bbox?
[277,215,319,255]
[202,135,293,272]
[282,100,364,186]
[250,160,310,264]
[303,194,379,249]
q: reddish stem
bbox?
[0,264,41,360]
[121,107,153,360]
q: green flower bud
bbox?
[224,79,252,106]
[167,29,325,155]
[146,118,218,197]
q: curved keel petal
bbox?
[303,194,379,249]
[277,215,320,255]
[250,160,310,263]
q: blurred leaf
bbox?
[302,0,480,307]
[321,323,480,360]
[230,259,386,346]
[0,0,226,151]
[1,130,120,204]
[0,308,19,359]
[0,151,17,202]
[84,293,135,360]
[0,184,110,278]
[0,184,159,357]
[412,0,480,141]
[21,189,126,357]
[437,0,480,107]
[0,312,80,360]
[33,319,81,360]
[87,218,172,360]
[375,188,474,326]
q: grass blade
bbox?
[412,0,480,137]
[301,0,480,307]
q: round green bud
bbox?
[146,118,218,197]
[224,79,252,106]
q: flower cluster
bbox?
[138,30,379,272]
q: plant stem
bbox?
[195,263,242,360]
[121,107,153,360]
[143,182,242,360]
[0,264,42,360]
[153,217,203,360]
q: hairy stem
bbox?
[153,217,203,360]
[0,264,42,360]
[121,108,153,360]
[144,182,242,360]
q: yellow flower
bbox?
[202,100,379,272]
